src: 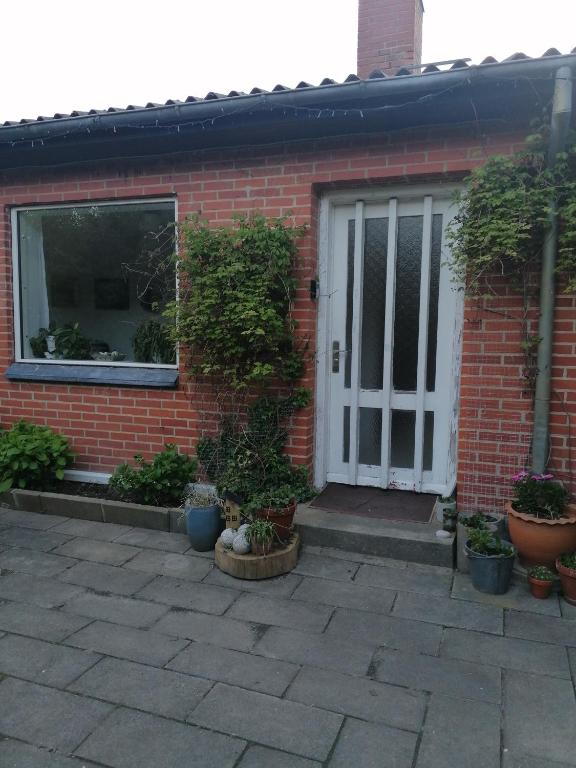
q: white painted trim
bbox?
[347,201,365,484]
[379,197,397,488]
[322,184,462,206]
[64,469,111,485]
[11,197,178,370]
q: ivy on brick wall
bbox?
[448,130,576,295]
[167,214,307,390]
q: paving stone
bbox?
[0,601,91,641]
[238,745,320,768]
[503,669,576,764]
[153,609,262,651]
[227,593,333,633]
[52,538,141,566]
[63,591,170,628]
[559,599,576,620]
[167,641,299,695]
[293,552,359,581]
[416,694,500,768]
[204,567,303,597]
[505,610,576,647]
[286,666,425,732]
[291,576,394,613]
[502,753,576,768]
[115,528,191,553]
[65,620,188,666]
[326,607,443,655]
[0,547,77,577]
[0,677,112,752]
[59,561,156,595]
[452,572,562,617]
[0,633,100,687]
[189,683,342,761]
[0,572,85,608]
[441,627,571,678]
[393,591,503,634]
[0,508,67,529]
[137,575,239,614]
[373,647,501,703]
[124,549,212,580]
[329,717,417,768]
[52,518,133,542]
[303,545,409,569]
[0,739,101,767]
[255,625,374,676]
[77,706,245,768]
[0,526,72,552]
[355,562,453,596]
[69,656,212,719]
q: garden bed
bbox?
[0,484,186,533]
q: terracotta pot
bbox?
[556,557,576,606]
[505,501,576,569]
[527,576,553,600]
[256,500,296,543]
[250,537,272,557]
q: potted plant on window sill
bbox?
[556,552,576,605]
[465,529,516,595]
[506,471,576,569]
[527,565,556,599]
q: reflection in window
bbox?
[17,201,176,365]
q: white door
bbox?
[318,190,462,495]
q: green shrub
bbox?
[559,552,576,570]
[0,421,74,492]
[467,529,514,557]
[511,471,568,519]
[109,444,197,507]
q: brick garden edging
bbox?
[0,489,185,534]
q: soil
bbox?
[55,480,118,501]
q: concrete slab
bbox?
[227,593,333,633]
[355,562,453,596]
[136,574,239,615]
[329,717,417,768]
[393,590,503,634]
[0,572,85,608]
[293,552,360,581]
[124,549,212,581]
[0,601,91,642]
[59,560,156,596]
[62,591,170,628]
[239,745,320,768]
[0,547,77,577]
[452,572,562,617]
[204,566,303,597]
[0,526,72,552]
[153,608,263,651]
[290,576,395,613]
[114,528,192,553]
[51,518,133,541]
[0,739,101,767]
[51,538,141,566]
[0,633,100,687]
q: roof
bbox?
[0,49,574,172]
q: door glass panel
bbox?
[360,218,388,390]
[423,411,434,471]
[426,214,443,392]
[358,407,382,465]
[393,216,423,391]
[390,410,415,468]
[343,406,350,463]
[344,220,355,389]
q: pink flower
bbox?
[512,471,528,482]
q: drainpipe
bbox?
[531,65,573,473]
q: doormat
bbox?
[311,484,435,524]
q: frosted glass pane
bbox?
[426,215,443,392]
[344,220,354,389]
[390,410,415,468]
[359,407,382,466]
[343,406,350,464]
[423,411,434,471]
[393,216,423,391]
[360,218,388,390]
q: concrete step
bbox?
[295,504,455,569]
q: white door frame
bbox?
[314,184,464,496]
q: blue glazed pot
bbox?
[185,504,223,552]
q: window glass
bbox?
[17,201,176,365]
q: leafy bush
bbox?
[460,513,489,530]
[467,529,514,557]
[511,471,568,519]
[559,552,576,570]
[0,421,74,492]
[527,565,555,581]
[247,518,276,543]
[109,444,197,507]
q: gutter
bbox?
[531,65,574,473]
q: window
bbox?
[14,200,177,367]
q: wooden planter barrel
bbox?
[215,534,299,580]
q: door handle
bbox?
[332,341,340,373]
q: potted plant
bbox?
[456,513,494,573]
[182,487,223,552]
[248,518,276,556]
[465,528,516,595]
[556,551,576,606]
[244,485,297,543]
[436,495,456,521]
[527,565,556,599]
[506,471,576,568]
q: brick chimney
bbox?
[357,0,424,78]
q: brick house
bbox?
[0,0,574,516]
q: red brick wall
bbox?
[3,125,564,516]
[357,0,423,78]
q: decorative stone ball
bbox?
[237,523,250,537]
[232,533,251,555]
[220,528,237,549]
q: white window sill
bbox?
[5,362,178,388]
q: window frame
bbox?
[11,197,179,370]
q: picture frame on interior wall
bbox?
[9,197,180,370]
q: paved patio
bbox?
[0,506,575,768]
